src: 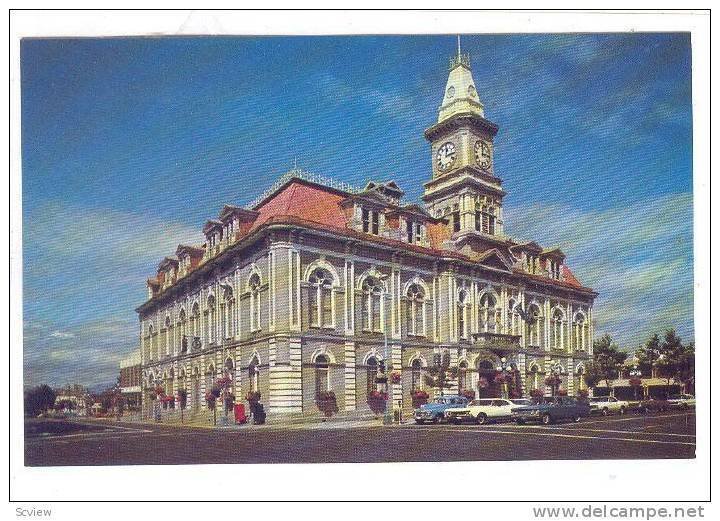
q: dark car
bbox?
[638,398,671,414]
[511,396,591,425]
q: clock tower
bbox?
[422,48,505,241]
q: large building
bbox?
[136,49,597,423]
[119,349,142,411]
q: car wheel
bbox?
[541,414,552,425]
[681,403,689,410]
[619,406,626,415]
[415,419,424,425]
[573,414,581,423]
[602,408,609,416]
[452,418,462,425]
[432,415,440,424]
[476,413,487,425]
[515,419,525,425]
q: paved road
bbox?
[24,412,695,466]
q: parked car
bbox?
[446,398,532,424]
[667,394,696,409]
[588,396,629,416]
[413,395,468,424]
[638,397,671,414]
[511,396,591,425]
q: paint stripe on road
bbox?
[397,426,696,447]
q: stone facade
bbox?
[135,49,597,424]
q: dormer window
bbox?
[476,205,496,235]
[406,220,422,244]
[549,260,561,280]
[526,254,539,274]
[362,208,380,235]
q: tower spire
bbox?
[438,38,484,122]
[457,34,461,58]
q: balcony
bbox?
[471,331,522,352]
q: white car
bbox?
[445,398,533,425]
[667,394,696,409]
[588,396,629,415]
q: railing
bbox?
[244,168,361,210]
[471,331,522,351]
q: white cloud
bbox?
[49,330,75,339]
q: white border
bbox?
[7,8,711,510]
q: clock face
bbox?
[436,142,457,171]
[474,140,492,168]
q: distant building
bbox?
[136,47,597,424]
[119,349,142,411]
[54,384,89,415]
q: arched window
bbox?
[573,312,588,351]
[249,273,261,331]
[478,293,501,333]
[507,299,521,336]
[526,303,543,348]
[206,295,216,345]
[308,268,334,328]
[248,355,260,393]
[178,309,187,353]
[164,316,171,356]
[222,286,234,340]
[315,354,330,395]
[457,289,468,340]
[405,283,425,336]
[411,359,423,392]
[190,302,200,344]
[362,277,384,333]
[458,360,468,394]
[205,364,215,401]
[366,356,379,396]
[551,308,565,350]
[148,324,155,361]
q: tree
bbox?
[591,334,628,390]
[423,351,458,396]
[24,385,56,417]
[655,329,688,396]
[676,342,695,393]
[636,333,661,376]
[583,362,603,389]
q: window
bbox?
[549,260,561,279]
[190,302,200,346]
[362,208,380,235]
[475,209,482,232]
[457,289,468,339]
[411,359,423,391]
[478,293,501,333]
[527,254,539,274]
[573,313,587,351]
[308,268,334,327]
[206,295,216,345]
[507,299,521,335]
[452,210,461,232]
[551,308,565,350]
[223,287,234,339]
[366,357,378,396]
[526,304,543,347]
[315,354,330,395]
[164,317,171,355]
[178,309,187,353]
[362,276,384,332]
[146,324,154,361]
[249,273,261,331]
[405,283,425,336]
[406,220,422,243]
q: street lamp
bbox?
[629,365,642,401]
[496,357,510,398]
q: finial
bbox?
[449,34,470,70]
[457,34,461,57]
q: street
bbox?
[24,412,695,466]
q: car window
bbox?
[476,399,492,406]
[491,400,507,407]
[510,399,531,406]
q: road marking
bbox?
[575,413,694,427]
[397,426,696,446]
[500,426,696,438]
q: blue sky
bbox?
[21,34,693,388]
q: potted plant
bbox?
[367,390,388,416]
[557,389,568,396]
[390,372,402,385]
[529,388,544,402]
[460,389,475,400]
[411,389,429,408]
[316,391,338,418]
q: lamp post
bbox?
[496,357,510,398]
[382,329,393,425]
[629,365,642,401]
[551,365,561,397]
